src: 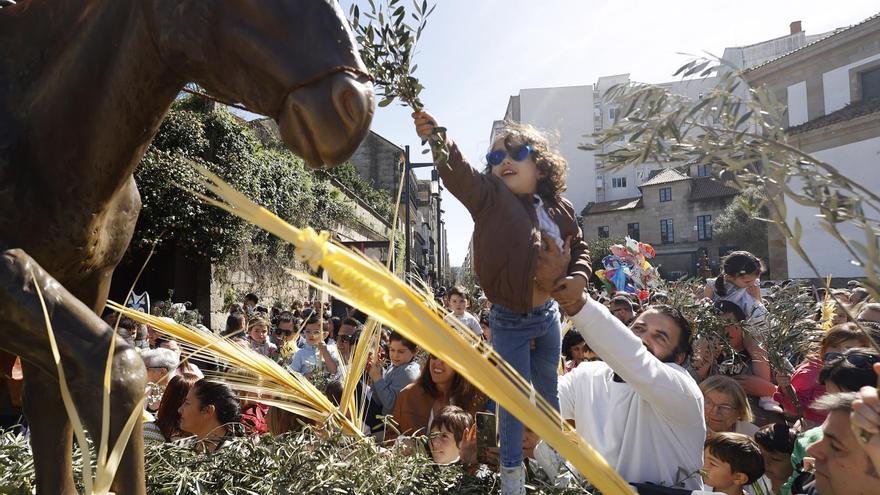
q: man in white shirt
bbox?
[553,290,706,491]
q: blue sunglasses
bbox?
[486,144,532,166]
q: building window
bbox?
[696,164,711,177]
[862,66,880,100]
[659,187,672,202]
[660,219,674,244]
[598,226,610,238]
[609,107,618,120]
[612,177,627,188]
[697,215,712,241]
[627,222,640,241]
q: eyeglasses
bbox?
[274,328,294,337]
[338,335,355,343]
[823,351,880,367]
[485,144,532,166]
[303,329,322,336]
[705,397,736,416]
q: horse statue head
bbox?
[0,1,376,493]
[146,0,375,166]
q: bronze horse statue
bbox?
[0,0,373,493]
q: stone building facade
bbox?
[742,13,880,280]
[582,167,738,279]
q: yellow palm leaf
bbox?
[182,163,632,494]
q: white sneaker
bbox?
[533,441,573,488]
[500,465,526,495]
[759,396,783,413]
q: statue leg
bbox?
[20,364,77,494]
[0,248,146,495]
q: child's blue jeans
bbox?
[490,299,561,469]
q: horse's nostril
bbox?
[333,78,369,130]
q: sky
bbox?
[339,0,879,267]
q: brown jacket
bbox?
[439,141,591,313]
[386,380,483,442]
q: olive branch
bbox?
[583,55,880,352]
[348,0,448,165]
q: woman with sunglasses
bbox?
[414,111,590,494]
[774,323,874,426]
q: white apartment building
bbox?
[491,85,596,211]
[493,20,844,225]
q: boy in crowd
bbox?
[368,331,421,418]
[429,405,474,465]
[443,286,483,337]
[702,432,767,495]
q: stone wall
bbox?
[208,247,314,331]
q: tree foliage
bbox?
[133,98,356,263]
[584,57,880,303]
[325,163,396,221]
[713,185,769,263]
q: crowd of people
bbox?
[3,113,879,495]
[113,266,880,495]
[119,111,880,495]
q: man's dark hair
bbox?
[645,304,693,360]
[341,317,364,331]
[649,292,669,304]
[388,331,417,353]
[754,423,797,454]
[705,432,765,485]
[225,312,245,336]
[117,317,138,331]
[714,300,747,322]
[244,293,259,304]
[561,330,586,361]
[819,347,880,392]
[812,391,861,413]
[610,296,634,312]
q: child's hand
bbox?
[412,111,442,141]
[459,424,478,465]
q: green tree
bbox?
[133,98,356,263]
[713,186,769,262]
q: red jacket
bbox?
[773,358,827,424]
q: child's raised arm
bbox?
[412,111,493,215]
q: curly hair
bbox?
[489,121,567,199]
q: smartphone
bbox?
[475,411,498,463]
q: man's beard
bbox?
[646,343,678,364]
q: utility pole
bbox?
[403,146,437,284]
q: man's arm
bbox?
[569,297,703,424]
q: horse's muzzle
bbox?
[277,73,374,167]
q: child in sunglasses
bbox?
[413,111,591,494]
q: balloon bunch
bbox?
[595,236,659,302]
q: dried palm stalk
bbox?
[178,164,632,494]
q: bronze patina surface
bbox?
[0,1,373,493]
